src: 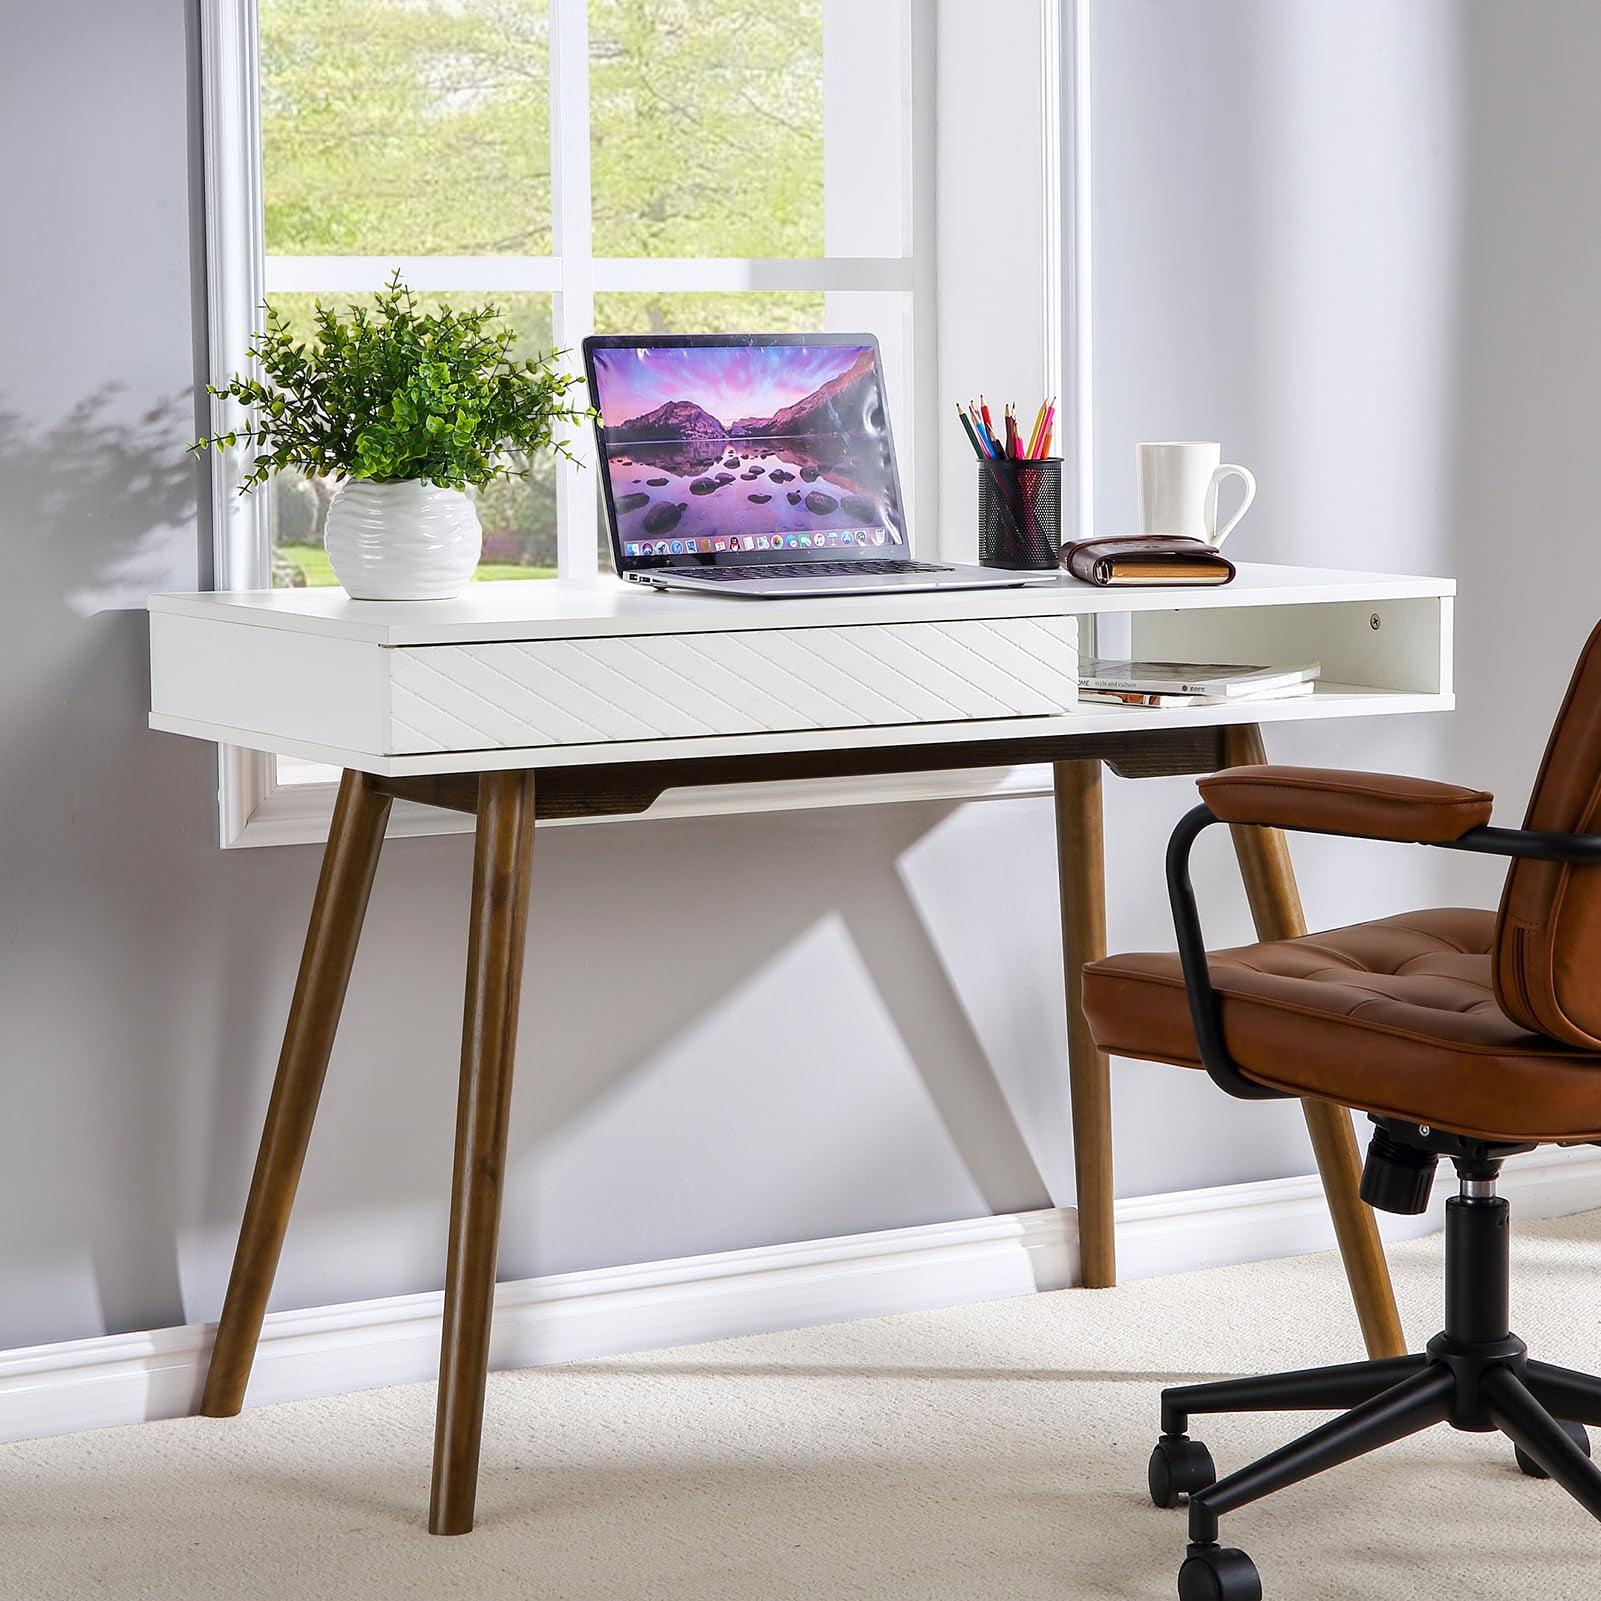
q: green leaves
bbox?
[189,271,595,493]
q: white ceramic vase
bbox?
[323,479,482,601]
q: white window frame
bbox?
[198,0,1090,847]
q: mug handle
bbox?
[1207,464,1256,548]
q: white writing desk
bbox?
[147,562,1454,1533]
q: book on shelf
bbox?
[1079,680,1315,709]
[1080,659,1321,698]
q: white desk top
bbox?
[147,563,1455,776]
[148,563,1455,647]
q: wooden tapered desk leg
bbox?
[1219,724,1406,1360]
[201,770,393,1416]
[430,771,538,1536]
[1054,759,1115,1289]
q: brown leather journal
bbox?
[1061,534,1236,587]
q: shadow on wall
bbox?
[0,386,199,618]
[260,793,1061,1315]
[0,383,241,1343]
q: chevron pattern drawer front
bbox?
[387,616,1078,753]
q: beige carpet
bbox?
[8,1214,1601,1599]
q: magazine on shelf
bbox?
[1080,659,1321,697]
[1078,681,1316,709]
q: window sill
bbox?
[225,761,1057,848]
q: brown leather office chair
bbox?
[1081,623,1601,1600]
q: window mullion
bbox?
[549,0,598,582]
[203,0,271,592]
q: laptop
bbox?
[583,332,1064,598]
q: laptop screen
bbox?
[583,333,908,573]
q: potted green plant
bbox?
[193,274,593,600]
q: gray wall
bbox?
[2,0,1592,1352]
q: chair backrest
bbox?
[1494,619,1601,1046]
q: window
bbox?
[200,0,1083,845]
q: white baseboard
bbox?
[1115,1142,1601,1282]
[3,1144,1596,1446]
[0,1209,1077,1446]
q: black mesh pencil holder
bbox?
[978,458,1063,570]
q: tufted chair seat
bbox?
[1083,906,1601,1143]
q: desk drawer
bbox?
[387,616,1078,753]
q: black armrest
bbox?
[1433,825,1601,863]
[1165,806,1285,1101]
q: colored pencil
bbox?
[967,406,992,457]
[979,394,994,441]
[970,402,998,457]
[954,403,979,461]
[956,403,988,460]
[1035,402,1057,459]
[1024,397,1050,459]
[971,403,997,458]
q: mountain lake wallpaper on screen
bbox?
[591,342,907,549]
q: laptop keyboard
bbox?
[673,560,955,581]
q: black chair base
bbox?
[1147,1177,1601,1599]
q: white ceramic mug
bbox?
[1136,442,1256,547]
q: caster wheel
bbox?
[1149,1435,1216,1508]
[1178,1544,1262,1601]
[1516,1420,1589,1479]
